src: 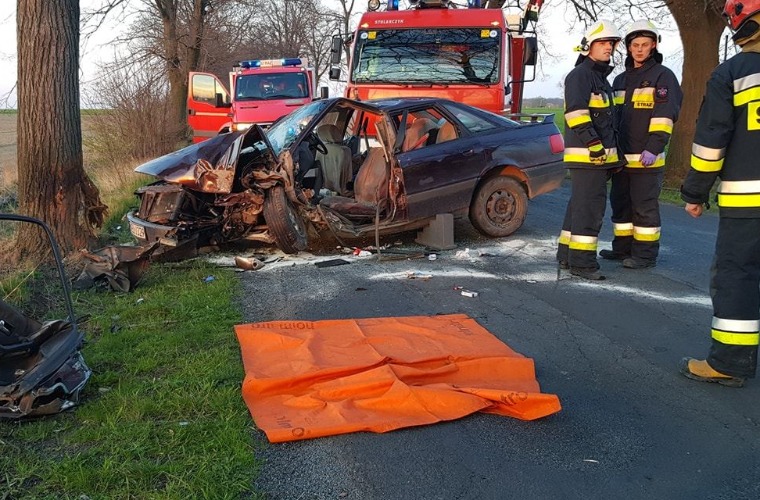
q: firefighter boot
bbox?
[679,357,745,388]
[599,249,629,261]
[570,267,606,281]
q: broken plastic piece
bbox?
[461,290,479,297]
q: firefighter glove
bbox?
[588,141,606,164]
[640,150,657,167]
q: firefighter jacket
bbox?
[682,51,760,218]
[612,54,682,171]
[563,56,625,169]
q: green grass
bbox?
[0,262,259,498]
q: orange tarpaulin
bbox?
[235,314,561,442]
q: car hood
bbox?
[134,126,275,193]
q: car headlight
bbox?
[233,123,253,132]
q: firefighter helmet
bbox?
[724,0,760,44]
[625,19,661,45]
[723,0,760,30]
[576,19,621,55]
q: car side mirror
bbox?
[329,67,341,81]
[330,35,342,65]
[523,36,538,66]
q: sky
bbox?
[0,1,686,107]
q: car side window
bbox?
[398,108,458,151]
[444,105,497,134]
[192,74,228,105]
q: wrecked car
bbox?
[0,214,91,419]
[127,97,565,255]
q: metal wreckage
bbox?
[0,214,91,419]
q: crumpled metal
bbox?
[74,242,159,292]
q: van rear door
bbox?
[187,72,231,143]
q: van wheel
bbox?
[469,176,527,237]
[263,185,308,254]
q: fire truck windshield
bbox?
[351,28,501,85]
[235,73,309,101]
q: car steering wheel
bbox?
[309,132,328,155]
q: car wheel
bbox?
[263,185,308,254]
[469,176,528,237]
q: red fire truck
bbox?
[329,0,542,115]
[187,58,317,143]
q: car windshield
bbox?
[351,28,501,84]
[235,72,309,101]
[266,100,332,154]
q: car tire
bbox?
[263,185,308,254]
[469,176,528,237]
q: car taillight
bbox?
[549,133,564,154]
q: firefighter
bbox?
[679,0,760,387]
[600,20,682,269]
[556,20,626,281]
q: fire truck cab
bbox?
[187,58,317,143]
[330,0,541,115]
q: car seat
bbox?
[402,118,438,152]
[436,121,458,144]
[319,147,388,218]
[315,124,353,195]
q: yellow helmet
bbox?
[576,19,622,55]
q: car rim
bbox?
[288,203,306,238]
[486,189,515,225]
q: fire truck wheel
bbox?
[469,175,527,238]
[263,185,309,254]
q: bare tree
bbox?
[15,0,106,260]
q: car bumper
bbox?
[127,211,179,246]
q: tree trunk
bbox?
[15,0,106,260]
[157,0,190,145]
[666,1,726,188]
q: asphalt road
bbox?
[234,181,760,500]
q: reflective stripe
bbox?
[613,222,633,237]
[613,90,625,105]
[633,226,661,241]
[734,73,760,93]
[711,314,759,346]
[559,230,571,245]
[733,73,760,106]
[691,154,723,172]
[565,109,592,128]
[717,193,760,207]
[649,117,673,134]
[712,317,760,331]
[632,87,655,97]
[589,93,609,108]
[624,153,665,168]
[569,234,597,251]
[718,180,760,193]
[712,329,760,346]
[692,143,725,160]
[564,147,619,164]
[733,88,760,107]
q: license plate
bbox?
[129,221,146,240]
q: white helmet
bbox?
[576,19,622,55]
[625,19,661,45]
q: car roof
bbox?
[328,96,453,114]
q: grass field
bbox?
[0,113,259,496]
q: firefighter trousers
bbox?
[707,217,760,378]
[557,168,612,270]
[608,170,662,263]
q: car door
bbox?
[395,107,486,220]
[187,72,231,143]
